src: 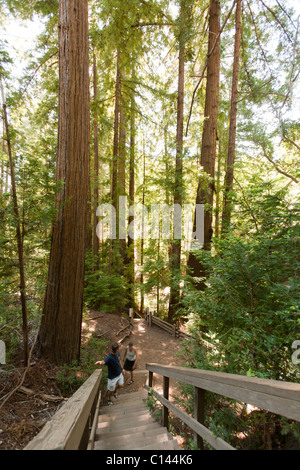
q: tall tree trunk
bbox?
[118,94,126,268]
[37,0,90,364]
[1,119,5,196]
[1,74,29,366]
[110,51,120,274]
[187,0,221,289]
[127,76,136,308]
[214,140,222,239]
[111,51,120,213]
[140,139,146,315]
[93,52,99,271]
[222,0,242,233]
[168,44,185,323]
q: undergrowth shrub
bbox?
[56,337,107,396]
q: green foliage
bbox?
[174,0,195,59]
[5,0,58,19]
[146,387,162,421]
[182,174,300,381]
[55,337,107,396]
[84,253,128,313]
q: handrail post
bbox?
[129,307,134,324]
[162,376,169,429]
[194,386,205,450]
[145,307,150,325]
[148,370,153,389]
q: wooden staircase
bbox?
[93,390,180,450]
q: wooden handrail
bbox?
[145,309,205,343]
[145,363,300,450]
[25,369,102,450]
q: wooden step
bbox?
[96,421,162,440]
[99,403,147,418]
[96,434,179,451]
[100,399,146,413]
[112,390,148,402]
[97,414,155,431]
[95,429,172,450]
[94,390,180,451]
[136,439,180,450]
[98,405,150,423]
[95,437,170,451]
[98,426,168,444]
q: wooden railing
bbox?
[145,363,300,450]
[145,308,194,341]
[25,369,102,450]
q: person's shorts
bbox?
[107,372,124,391]
[124,359,135,371]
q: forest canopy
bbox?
[0,0,299,387]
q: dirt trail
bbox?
[84,310,188,402]
[116,317,186,399]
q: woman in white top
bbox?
[123,341,138,384]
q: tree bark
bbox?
[93,52,99,271]
[110,51,121,274]
[1,74,29,366]
[187,0,221,288]
[1,119,5,196]
[140,140,146,315]
[36,0,90,364]
[222,0,242,233]
[168,44,185,323]
[118,94,127,267]
[111,51,120,214]
[127,74,136,307]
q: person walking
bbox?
[123,341,138,385]
[95,342,125,405]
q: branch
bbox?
[131,22,174,28]
[185,0,237,136]
[233,177,260,232]
[18,386,64,403]
[260,144,299,184]
[245,0,270,66]
[285,16,299,108]
[139,0,174,24]
[281,133,300,155]
[258,0,293,43]
[275,0,296,28]
[236,76,284,102]
[0,334,38,411]
[23,49,58,92]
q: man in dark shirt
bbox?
[95,342,125,404]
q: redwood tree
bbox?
[222,0,242,233]
[168,40,185,323]
[36,0,90,364]
[93,52,100,271]
[168,0,194,323]
[187,0,221,289]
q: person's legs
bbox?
[127,360,134,384]
[107,376,119,404]
[124,359,131,385]
[107,390,113,404]
[113,373,124,398]
[130,370,134,382]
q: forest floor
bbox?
[83,309,194,449]
[1,309,299,450]
[0,309,192,450]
